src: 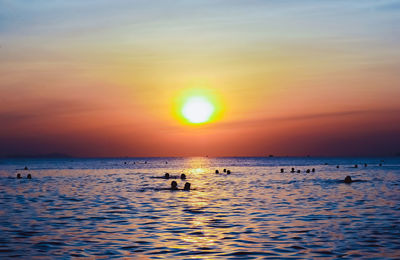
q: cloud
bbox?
[0,98,100,125]
[215,109,400,129]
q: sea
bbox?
[0,157,399,259]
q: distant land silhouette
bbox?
[2,153,72,159]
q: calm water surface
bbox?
[0,157,399,259]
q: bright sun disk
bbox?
[181,96,214,124]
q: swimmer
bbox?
[180,173,186,180]
[280,168,284,173]
[341,176,364,184]
[183,182,191,191]
[223,169,227,172]
[344,176,352,183]
[336,165,339,168]
[311,168,315,172]
[150,172,171,179]
[17,173,22,179]
[290,168,295,173]
[354,164,358,168]
[24,166,28,170]
[215,170,219,174]
[27,174,32,179]
[306,169,310,173]
[297,170,301,173]
[170,181,178,190]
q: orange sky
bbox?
[1,1,400,157]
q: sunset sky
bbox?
[1,0,400,157]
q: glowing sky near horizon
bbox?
[1,0,400,157]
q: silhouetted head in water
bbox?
[336,165,339,168]
[297,170,301,173]
[379,163,382,166]
[171,181,178,190]
[291,168,295,173]
[227,170,231,174]
[354,164,358,168]
[183,182,191,191]
[17,173,21,179]
[312,168,315,172]
[306,169,310,173]
[215,170,219,174]
[180,173,186,180]
[223,169,226,172]
[164,173,170,179]
[364,163,367,167]
[27,174,32,179]
[344,176,352,183]
[24,166,28,170]
[280,168,284,173]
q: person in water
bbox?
[227,170,231,174]
[280,168,284,173]
[183,182,191,191]
[344,176,352,183]
[170,181,178,190]
[17,173,22,179]
[164,173,170,179]
[215,170,219,174]
[290,168,295,173]
[27,174,32,179]
[180,173,186,180]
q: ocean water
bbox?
[0,157,399,259]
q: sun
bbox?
[181,96,215,124]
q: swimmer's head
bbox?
[171,181,178,190]
[180,173,186,180]
[344,176,352,183]
[164,173,170,179]
[183,182,191,191]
